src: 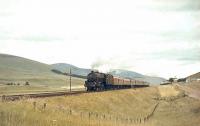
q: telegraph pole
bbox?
[69,68,72,92]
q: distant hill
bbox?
[52,64,166,85]
[0,53,165,86]
[108,69,144,78]
[109,69,166,85]
[51,63,91,76]
[186,72,200,79]
[186,72,200,83]
[0,54,52,77]
[0,54,84,87]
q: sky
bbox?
[0,0,200,78]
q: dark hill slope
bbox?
[0,54,84,87]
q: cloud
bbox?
[147,48,200,62]
[0,28,11,40]
[159,31,200,42]
[0,28,63,42]
[151,0,200,11]
[90,41,200,77]
[15,35,64,42]
[0,12,13,17]
[0,0,200,78]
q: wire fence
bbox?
[0,99,160,126]
[29,102,160,125]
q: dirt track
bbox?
[177,84,200,100]
[158,85,180,97]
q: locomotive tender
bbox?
[85,71,149,91]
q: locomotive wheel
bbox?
[86,87,90,91]
[101,86,105,91]
[87,87,94,91]
[96,87,100,91]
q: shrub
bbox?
[25,82,30,86]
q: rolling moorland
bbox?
[0,53,165,94]
[0,54,85,94]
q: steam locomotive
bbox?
[85,71,149,91]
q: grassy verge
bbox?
[0,85,200,126]
[0,87,158,126]
[0,76,85,95]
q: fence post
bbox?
[89,112,91,119]
[43,103,47,110]
[103,114,105,119]
[80,112,83,119]
[144,116,146,123]
[33,102,36,110]
[2,95,5,102]
[0,112,5,126]
[69,109,72,115]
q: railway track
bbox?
[0,90,86,101]
[0,85,150,102]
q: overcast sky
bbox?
[0,0,200,78]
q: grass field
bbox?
[0,84,200,126]
[0,54,85,94]
[0,75,85,95]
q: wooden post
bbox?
[69,109,72,115]
[69,68,71,92]
[130,79,132,88]
[89,112,91,119]
[33,102,36,110]
[2,95,5,102]
[43,103,47,110]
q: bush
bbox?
[25,82,30,86]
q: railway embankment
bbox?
[1,84,200,126]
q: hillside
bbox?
[0,54,85,93]
[52,64,166,85]
[52,63,91,76]
[0,53,165,92]
[109,69,166,85]
[186,72,200,83]
[109,69,144,78]
[186,72,200,78]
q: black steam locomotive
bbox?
[84,71,149,91]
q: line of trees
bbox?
[6,81,30,86]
